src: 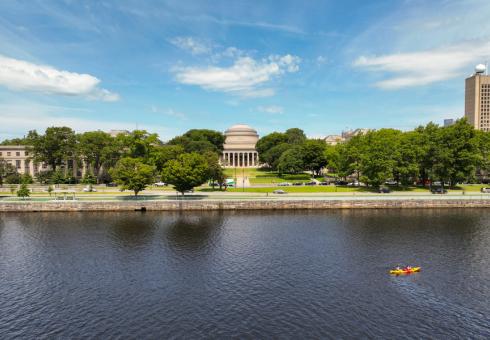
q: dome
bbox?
[475,64,486,74]
[225,124,257,134]
[223,124,259,151]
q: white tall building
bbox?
[465,64,490,131]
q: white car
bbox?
[83,186,97,192]
[273,189,287,194]
[154,182,167,187]
[278,182,291,186]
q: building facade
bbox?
[0,145,81,177]
[465,64,490,131]
[221,124,259,167]
[444,119,455,127]
[323,135,344,146]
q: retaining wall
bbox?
[1,199,490,212]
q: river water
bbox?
[1,209,489,338]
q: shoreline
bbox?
[2,197,490,211]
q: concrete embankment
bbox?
[2,198,490,212]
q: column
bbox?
[249,152,252,167]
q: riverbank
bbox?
[2,195,490,211]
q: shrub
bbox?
[17,183,30,199]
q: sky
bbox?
[1,0,490,141]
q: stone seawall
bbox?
[1,199,490,212]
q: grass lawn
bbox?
[249,177,310,184]
[226,186,376,193]
[453,184,487,191]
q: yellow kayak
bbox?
[389,267,421,275]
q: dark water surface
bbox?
[1,209,490,339]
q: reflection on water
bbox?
[165,212,224,253]
[0,209,489,338]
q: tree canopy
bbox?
[161,153,210,194]
[109,157,155,196]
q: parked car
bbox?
[278,182,292,186]
[154,182,167,187]
[431,187,448,194]
[305,181,317,186]
[347,181,360,187]
[481,187,490,193]
[83,186,97,192]
[335,180,348,186]
[319,182,330,186]
[385,180,398,185]
[106,182,117,187]
[273,189,287,194]
[292,182,303,186]
[378,187,391,193]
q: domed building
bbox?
[221,124,259,167]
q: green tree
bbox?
[285,128,307,144]
[168,129,224,154]
[256,132,288,156]
[277,147,305,174]
[77,131,113,181]
[161,153,209,195]
[359,129,401,187]
[393,131,423,185]
[301,139,327,176]
[28,127,77,170]
[150,145,185,171]
[20,173,34,184]
[109,157,155,197]
[5,172,21,184]
[204,152,226,189]
[432,119,479,186]
[337,135,364,180]
[118,130,160,160]
[260,143,291,170]
[0,159,17,186]
[36,170,53,185]
[324,144,340,175]
[16,183,30,200]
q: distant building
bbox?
[221,124,259,167]
[0,145,81,177]
[108,129,129,137]
[444,119,455,127]
[341,128,371,141]
[323,135,344,145]
[465,64,490,131]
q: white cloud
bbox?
[257,105,284,114]
[0,54,119,101]
[169,36,211,55]
[150,105,187,120]
[0,103,172,140]
[174,54,300,97]
[354,41,490,89]
[316,56,327,65]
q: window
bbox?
[0,152,2,156]
[25,151,29,156]
[7,152,11,156]
[16,152,20,156]
[16,160,21,169]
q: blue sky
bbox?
[1,0,490,140]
